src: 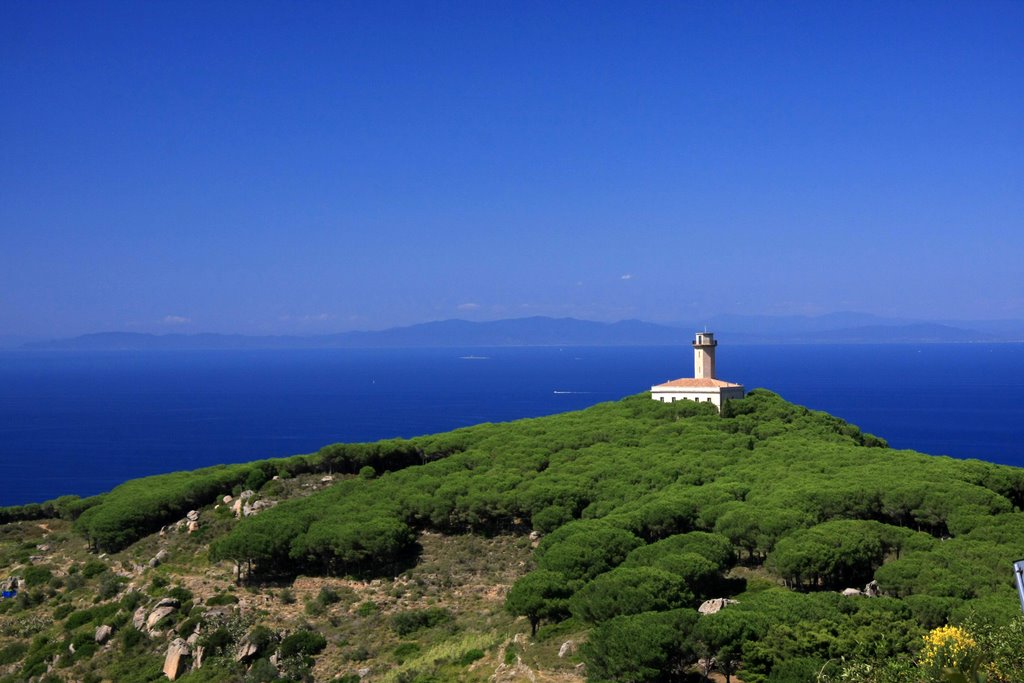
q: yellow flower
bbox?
[920,625,979,674]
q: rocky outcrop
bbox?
[163,638,191,680]
[149,549,170,568]
[95,624,114,644]
[698,598,739,615]
[132,606,148,630]
[558,640,577,658]
[147,597,181,630]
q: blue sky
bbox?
[2,1,1022,336]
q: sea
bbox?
[1,344,1023,507]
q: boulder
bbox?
[248,499,277,516]
[95,624,114,644]
[132,606,148,630]
[698,598,739,615]
[865,580,881,597]
[186,510,200,522]
[558,640,577,658]
[234,636,259,663]
[193,644,205,669]
[147,599,180,630]
[222,495,233,504]
[188,520,200,534]
[321,475,334,483]
[842,588,865,597]
[149,549,170,568]
[163,638,191,681]
[239,489,256,501]
[232,498,244,518]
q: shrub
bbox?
[391,607,453,636]
[53,603,75,620]
[22,565,54,587]
[199,627,234,656]
[206,592,239,606]
[167,586,193,604]
[0,642,27,665]
[81,560,107,579]
[279,630,327,659]
[458,648,485,666]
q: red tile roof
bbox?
[652,377,743,388]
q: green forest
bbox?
[3,389,1024,682]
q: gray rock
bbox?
[222,494,233,504]
[558,640,577,658]
[842,587,865,597]
[186,510,200,522]
[357,667,371,679]
[698,598,739,615]
[163,638,191,681]
[155,597,181,609]
[193,644,205,670]
[149,549,170,568]
[132,606,148,630]
[95,624,114,644]
[865,580,881,597]
[239,489,256,501]
[187,520,200,534]
[234,637,259,662]
[147,602,179,630]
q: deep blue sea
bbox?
[1,344,1023,506]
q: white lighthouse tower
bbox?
[650,331,744,412]
[693,331,717,379]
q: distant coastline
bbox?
[17,314,1024,351]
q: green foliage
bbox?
[582,608,698,683]
[535,520,643,581]
[52,603,75,620]
[505,569,573,635]
[21,565,53,587]
[14,389,1024,681]
[64,602,119,630]
[390,607,454,636]
[80,559,108,579]
[167,586,194,603]
[0,642,27,666]
[278,629,327,659]
[205,592,239,606]
[72,457,319,552]
[570,566,693,623]
[199,627,234,656]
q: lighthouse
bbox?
[693,331,717,379]
[650,332,744,412]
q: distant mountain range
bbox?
[19,313,1024,350]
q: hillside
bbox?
[2,391,1024,682]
